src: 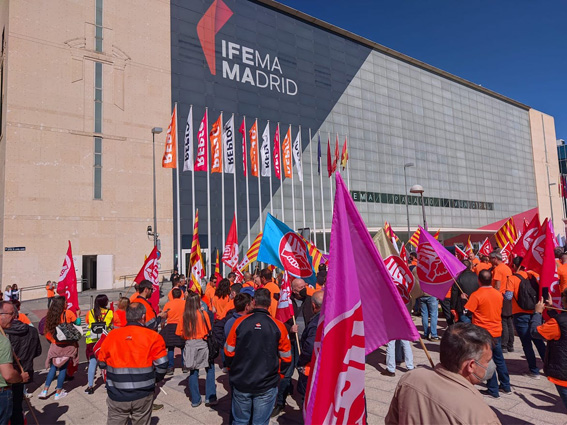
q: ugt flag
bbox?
[57,241,79,313]
[133,246,160,312]
[417,227,466,299]
[257,214,316,285]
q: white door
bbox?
[73,255,83,293]
[97,255,114,290]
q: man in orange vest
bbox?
[132,280,167,331]
[259,268,280,317]
[98,302,168,422]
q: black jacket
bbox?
[5,320,42,373]
[298,312,319,368]
[451,270,479,315]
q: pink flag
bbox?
[222,214,239,270]
[57,241,79,313]
[416,227,466,299]
[304,173,418,424]
[273,124,281,179]
[275,272,294,323]
[133,246,160,312]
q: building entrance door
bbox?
[82,255,97,290]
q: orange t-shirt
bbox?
[262,281,280,317]
[536,317,567,387]
[168,288,186,302]
[474,262,492,275]
[506,270,536,315]
[212,296,234,320]
[45,310,78,343]
[113,309,127,328]
[46,285,55,298]
[243,281,254,288]
[163,298,185,326]
[18,312,31,325]
[557,263,567,294]
[492,263,512,293]
[176,310,211,340]
[204,284,216,310]
[465,286,503,338]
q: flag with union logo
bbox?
[522,217,548,275]
[416,227,466,299]
[478,237,493,257]
[454,245,467,261]
[57,241,79,313]
[276,272,295,323]
[257,214,317,285]
[222,213,239,270]
[512,213,540,258]
[132,245,160,312]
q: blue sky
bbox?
[277,0,567,140]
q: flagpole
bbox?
[174,103,181,275]
[220,111,226,277]
[346,133,351,190]
[278,123,285,222]
[267,120,273,217]
[244,116,251,250]
[300,125,306,232]
[329,132,334,215]
[291,125,296,230]
[206,107,212,278]
[256,118,263,231]
[309,128,317,244]
[190,106,196,268]
[232,113,238,260]
[319,131,327,252]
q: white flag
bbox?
[261,122,271,177]
[183,106,194,171]
[292,129,303,182]
[223,115,235,174]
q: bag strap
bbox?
[199,310,211,334]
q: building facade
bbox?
[0,0,561,296]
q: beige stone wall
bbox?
[529,109,564,235]
[1,0,174,298]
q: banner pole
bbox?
[419,336,435,368]
[221,111,225,277]
[174,103,181,274]
[309,128,317,244]
[291,125,296,231]
[319,131,327,252]
[232,113,238,262]
[279,123,285,222]
[206,108,211,277]
[244,116,251,250]
[300,125,306,231]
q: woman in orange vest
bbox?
[38,296,80,401]
[211,279,233,321]
[112,297,130,328]
[177,292,217,407]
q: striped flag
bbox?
[214,250,222,282]
[433,229,440,240]
[301,236,329,272]
[237,232,263,271]
[465,238,474,257]
[495,217,517,249]
[409,228,421,248]
[189,210,205,293]
[384,221,400,244]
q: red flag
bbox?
[512,213,540,258]
[275,272,294,323]
[326,138,332,177]
[162,105,177,168]
[133,246,160,312]
[540,221,562,307]
[222,213,239,270]
[400,244,408,265]
[239,118,247,177]
[522,218,548,274]
[455,245,467,260]
[56,241,79,313]
[273,124,281,179]
[500,242,512,265]
[340,137,348,170]
[478,238,492,257]
[194,110,208,171]
[215,250,222,282]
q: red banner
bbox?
[162,105,177,168]
[133,246,160,312]
[249,121,259,177]
[57,241,79,313]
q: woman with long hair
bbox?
[211,279,233,320]
[113,297,129,328]
[39,296,80,400]
[3,285,12,301]
[84,294,113,394]
[176,291,217,407]
[10,284,19,301]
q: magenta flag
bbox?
[416,227,466,299]
[304,173,419,424]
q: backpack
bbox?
[514,273,539,310]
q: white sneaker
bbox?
[38,390,48,399]
[54,391,68,401]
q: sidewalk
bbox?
[19,309,567,425]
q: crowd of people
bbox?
[0,243,564,424]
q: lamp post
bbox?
[410,184,427,231]
[151,127,163,248]
[403,162,415,242]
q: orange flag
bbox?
[282,126,292,178]
[162,105,177,168]
[249,120,259,177]
[210,114,222,173]
[341,136,348,170]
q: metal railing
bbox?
[118,269,174,289]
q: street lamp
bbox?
[403,162,415,242]
[410,184,428,231]
[151,127,163,248]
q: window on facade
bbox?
[94,61,102,133]
[0,28,4,139]
[94,137,102,199]
[95,0,103,52]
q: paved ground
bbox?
[17,289,567,424]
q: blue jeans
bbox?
[555,384,567,410]
[276,342,298,406]
[459,314,471,324]
[88,357,97,387]
[45,360,69,390]
[167,347,185,369]
[0,389,13,425]
[513,313,546,374]
[420,296,438,338]
[386,340,414,373]
[188,366,216,405]
[486,337,510,396]
[232,386,278,425]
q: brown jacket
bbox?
[386,364,501,425]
